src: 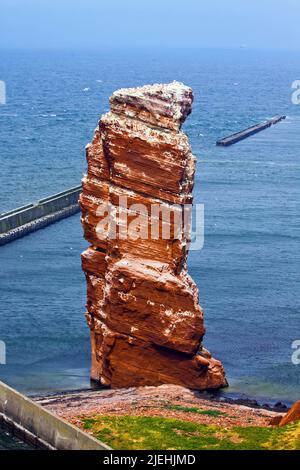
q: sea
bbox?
[0,48,299,404]
[0,428,33,450]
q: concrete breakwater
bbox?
[0,185,82,246]
[0,381,110,450]
[216,115,286,146]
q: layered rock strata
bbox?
[80,81,226,389]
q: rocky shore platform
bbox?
[33,386,300,449]
[34,384,282,428]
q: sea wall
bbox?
[0,186,81,246]
[0,381,110,450]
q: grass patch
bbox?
[80,415,300,450]
[165,404,228,417]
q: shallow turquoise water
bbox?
[0,49,299,402]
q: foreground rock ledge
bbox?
[80,81,227,390]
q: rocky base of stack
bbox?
[80,81,226,390]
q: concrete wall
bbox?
[0,186,82,246]
[0,381,111,450]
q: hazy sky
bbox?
[0,0,299,50]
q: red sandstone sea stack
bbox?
[80,81,227,390]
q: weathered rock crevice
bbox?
[80,81,227,390]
